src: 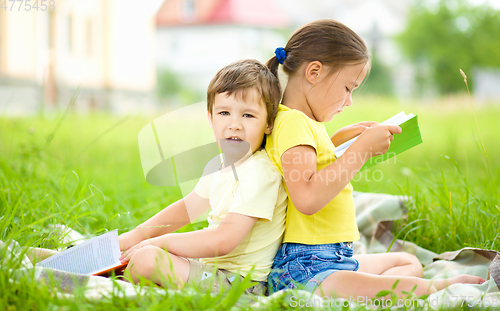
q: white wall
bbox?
[156,25,286,92]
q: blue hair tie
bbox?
[274,47,286,64]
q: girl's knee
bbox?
[397,252,423,277]
[395,252,418,263]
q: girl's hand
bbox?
[354,124,402,158]
[331,121,379,146]
[119,237,158,262]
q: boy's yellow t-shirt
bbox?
[194,149,287,281]
[266,104,360,245]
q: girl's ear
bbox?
[304,61,323,85]
[265,123,273,135]
[207,110,213,128]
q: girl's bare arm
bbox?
[283,124,401,215]
[330,121,378,146]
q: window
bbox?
[48,11,55,50]
[0,10,4,73]
[181,0,196,21]
[67,15,73,53]
[86,18,92,56]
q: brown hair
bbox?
[207,59,282,127]
[266,19,370,83]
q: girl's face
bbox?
[306,62,367,122]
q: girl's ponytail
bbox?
[266,56,281,84]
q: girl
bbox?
[265,19,484,299]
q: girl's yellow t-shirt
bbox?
[265,104,360,244]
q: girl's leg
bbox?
[354,252,423,277]
[314,271,485,299]
[126,245,190,287]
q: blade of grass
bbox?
[459,69,497,199]
[43,87,80,150]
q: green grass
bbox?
[1,95,499,310]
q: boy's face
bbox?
[208,89,272,159]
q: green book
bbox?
[334,112,423,171]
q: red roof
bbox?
[157,0,287,28]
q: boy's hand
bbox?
[353,124,402,159]
[118,230,145,252]
[119,237,157,262]
[331,121,379,146]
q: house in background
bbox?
[3,0,495,116]
[155,0,287,100]
[0,0,162,115]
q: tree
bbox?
[156,69,203,106]
[357,51,394,96]
[396,0,500,94]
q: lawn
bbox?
[1,95,499,310]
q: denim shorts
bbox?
[268,242,359,293]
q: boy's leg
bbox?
[25,247,59,264]
[126,245,190,287]
[314,271,485,299]
[354,252,423,277]
[184,261,264,294]
[126,245,261,293]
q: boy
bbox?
[119,59,287,295]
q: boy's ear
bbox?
[265,123,273,135]
[304,61,323,85]
[207,110,213,128]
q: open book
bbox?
[334,111,423,171]
[36,230,128,276]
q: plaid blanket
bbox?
[349,192,500,309]
[1,191,499,309]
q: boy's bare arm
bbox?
[120,212,258,261]
[119,191,211,251]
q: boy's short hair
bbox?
[207,59,282,127]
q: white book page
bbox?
[36,230,122,275]
[334,137,356,157]
[380,112,414,126]
[334,112,414,157]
